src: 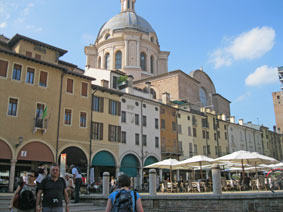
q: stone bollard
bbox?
[149,169,157,196]
[103,172,110,196]
[212,165,222,195]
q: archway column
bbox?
[9,159,17,192]
[115,165,120,177]
[124,40,129,66]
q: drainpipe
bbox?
[140,98,144,186]
[56,72,66,162]
[89,88,98,184]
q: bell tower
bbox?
[121,0,136,13]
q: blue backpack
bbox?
[112,189,137,212]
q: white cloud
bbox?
[235,92,252,103]
[0,22,7,28]
[245,65,278,86]
[210,27,275,69]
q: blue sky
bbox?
[1,0,282,130]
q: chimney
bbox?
[239,119,244,126]
[127,75,134,88]
[101,80,109,88]
[221,114,226,121]
[230,116,235,124]
[145,81,151,93]
[162,92,170,105]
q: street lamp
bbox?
[15,136,23,148]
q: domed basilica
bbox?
[85,0,230,117]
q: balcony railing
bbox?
[34,118,48,133]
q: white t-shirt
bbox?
[72,167,82,179]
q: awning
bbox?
[144,156,158,167]
[120,154,140,177]
[92,151,115,167]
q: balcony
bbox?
[33,118,48,133]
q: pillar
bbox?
[159,169,163,182]
[124,40,129,66]
[103,172,110,196]
[115,166,120,178]
[139,168,143,188]
[176,170,180,181]
[212,165,222,195]
[137,40,140,67]
[9,159,17,192]
[149,169,157,196]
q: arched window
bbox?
[140,52,146,71]
[199,87,207,107]
[105,53,110,69]
[98,56,101,69]
[150,55,154,74]
[115,51,122,69]
[150,88,156,99]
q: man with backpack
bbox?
[36,164,70,212]
[70,164,82,203]
[105,174,144,212]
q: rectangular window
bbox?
[206,131,209,139]
[35,54,41,60]
[187,116,190,121]
[0,59,8,77]
[66,78,73,93]
[215,146,218,156]
[12,64,22,80]
[39,71,47,87]
[142,115,147,127]
[135,114,139,125]
[80,112,87,127]
[214,133,217,141]
[142,135,147,146]
[121,131,126,144]
[161,108,165,114]
[189,143,193,157]
[108,125,121,142]
[155,118,159,129]
[225,132,228,140]
[207,145,211,155]
[203,146,207,155]
[155,137,159,148]
[193,128,197,137]
[172,122,176,131]
[161,119,165,129]
[194,144,198,154]
[81,82,88,97]
[178,125,182,134]
[202,130,206,139]
[217,131,220,139]
[64,109,72,125]
[26,67,34,84]
[92,122,103,140]
[188,127,192,136]
[109,100,121,116]
[113,76,118,89]
[135,133,139,145]
[121,111,126,123]
[26,51,32,57]
[93,96,104,112]
[172,111,176,117]
[36,103,45,119]
[8,98,18,116]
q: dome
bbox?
[97,11,156,38]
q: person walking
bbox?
[36,164,70,212]
[105,174,144,212]
[70,165,82,203]
[9,171,37,212]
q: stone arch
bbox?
[59,146,88,171]
[120,154,140,177]
[17,141,54,162]
[0,139,13,160]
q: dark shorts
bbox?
[42,207,63,212]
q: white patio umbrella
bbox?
[214,150,278,180]
[144,158,179,182]
[173,155,214,179]
[250,152,278,176]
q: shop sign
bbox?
[60,153,67,177]
[21,151,27,157]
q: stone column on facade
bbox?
[9,159,17,192]
[139,168,143,189]
[159,169,163,182]
[212,165,222,195]
[102,172,110,196]
[149,169,157,196]
[115,166,120,178]
[112,47,115,70]
[176,169,180,181]
[136,40,140,67]
[124,39,129,66]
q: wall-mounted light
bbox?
[15,136,23,148]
